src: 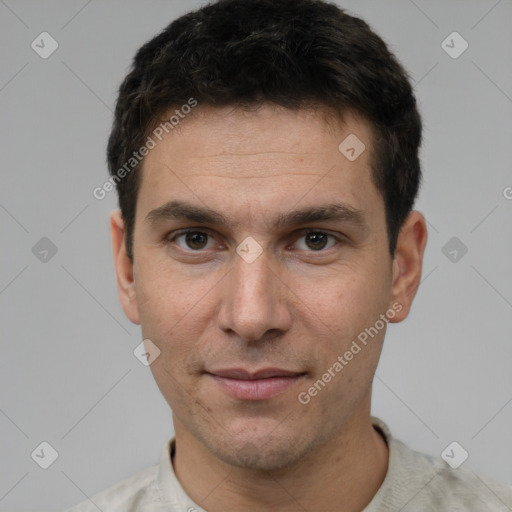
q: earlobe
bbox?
[388,211,428,323]
[110,210,141,325]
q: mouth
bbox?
[205,368,307,400]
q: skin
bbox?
[111,104,427,511]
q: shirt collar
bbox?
[156,437,208,512]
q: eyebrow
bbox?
[145,200,367,231]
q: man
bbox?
[67,0,512,510]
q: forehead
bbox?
[136,105,383,228]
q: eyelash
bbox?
[165,228,343,253]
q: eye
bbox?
[166,228,341,254]
[170,230,217,251]
[292,230,338,251]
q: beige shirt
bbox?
[64,417,512,511]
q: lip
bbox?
[206,368,306,400]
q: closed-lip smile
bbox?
[206,367,307,400]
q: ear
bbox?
[110,210,140,325]
[388,210,428,323]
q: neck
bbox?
[172,398,388,512]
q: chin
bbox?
[215,440,303,471]
[199,424,317,472]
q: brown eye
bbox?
[185,231,209,249]
[172,230,215,251]
[293,231,337,252]
[305,232,329,250]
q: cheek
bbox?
[300,261,391,380]
[134,264,194,351]
[134,261,226,374]
[317,271,384,336]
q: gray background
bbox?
[1,0,511,510]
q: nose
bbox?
[217,246,292,342]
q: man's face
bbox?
[120,105,403,470]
